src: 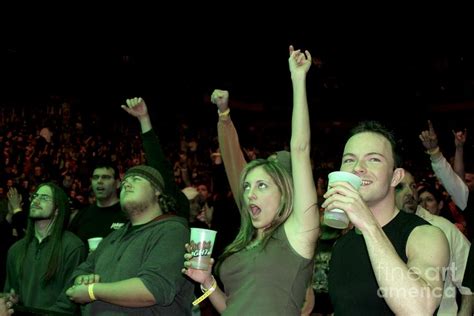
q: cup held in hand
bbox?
[323,171,362,229]
[189,228,217,270]
[324,209,351,229]
[87,237,103,251]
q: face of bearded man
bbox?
[29,185,56,220]
[120,175,157,216]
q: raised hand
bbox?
[453,128,467,148]
[7,188,22,213]
[289,45,312,78]
[121,97,148,119]
[419,120,439,150]
[210,89,229,113]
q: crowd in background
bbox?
[1,96,473,315]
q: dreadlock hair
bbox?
[157,193,177,214]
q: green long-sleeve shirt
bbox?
[5,231,86,314]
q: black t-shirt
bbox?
[68,202,128,250]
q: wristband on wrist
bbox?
[426,146,440,155]
[199,275,216,293]
[218,108,230,117]
[88,283,97,301]
[13,207,22,214]
[193,276,217,306]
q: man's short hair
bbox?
[349,121,402,168]
[93,159,120,179]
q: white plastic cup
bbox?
[323,171,362,229]
[87,237,103,251]
[189,228,217,270]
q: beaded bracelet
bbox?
[192,276,217,306]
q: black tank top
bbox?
[328,211,429,315]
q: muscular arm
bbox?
[365,224,449,314]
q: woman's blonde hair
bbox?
[217,158,293,268]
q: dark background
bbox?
[2,12,474,125]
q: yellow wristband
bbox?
[88,283,97,301]
[193,277,217,306]
[13,207,22,214]
[218,108,230,117]
[199,275,216,294]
